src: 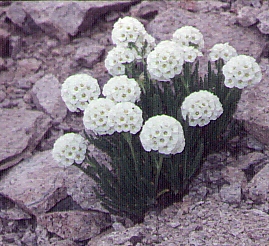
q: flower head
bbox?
[209,43,237,63]
[52,133,87,167]
[181,90,223,127]
[61,74,100,112]
[112,16,146,46]
[222,55,262,89]
[83,98,116,135]
[182,46,203,63]
[103,75,141,103]
[147,40,184,81]
[140,115,185,155]
[172,26,204,51]
[105,46,136,76]
[108,102,143,134]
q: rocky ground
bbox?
[0,0,269,245]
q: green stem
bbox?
[122,132,140,177]
[154,154,164,193]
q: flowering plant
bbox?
[52,17,262,222]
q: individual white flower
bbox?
[108,102,143,134]
[222,55,262,89]
[139,115,185,155]
[61,74,100,112]
[172,26,204,51]
[52,133,87,167]
[103,75,141,103]
[182,46,203,63]
[112,16,146,46]
[105,46,136,76]
[209,43,237,63]
[147,40,184,81]
[83,98,116,135]
[181,90,223,127]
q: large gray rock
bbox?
[37,211,111,241]
[130,0,167,20]
[257,10,269,34]
[0,108,51,170]
[236,6,259,27]
[245,163,269,204]
[234,59,269,146]
[7,1,140,42]
[0,150,106,215]
[31,74,67,123]
[74,40,105,69]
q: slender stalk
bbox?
[122,132,140,177]
[154,154,164,193]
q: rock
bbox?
[245,163,269,204]
[219,183,242,204]
[49,239,77,246]
[9,36,23,58]
[0,108,51,170]
[31,74,67,123]
[237,152,268,180]
[195,0,230,13]
[89,226,144,246]
[0,90,6,103]
[13,1,139,43]
[221,166,247,188]
[236,6,259,27]
[234,59,269,146]
[130,1,167,19]
[0,28,10,57]
[16,58,42,78]
[105,11,121,22]
[37,211,111,241]
[257,10,269,34]
[6,3,40,35]
[21,229,37,246]
[0,57,6,71]
[6,3,27,29]
[0,150,107,215]
[251,0,262,8]
[0,207,31,221]
[85,61,110,89]
[35,225,50,246]
[246,134,265,151]
[74,42,105,69]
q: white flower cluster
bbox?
[108,102,143,134]
[209,43,237,63]
[147,41,184,81]
[222,55,262,89]
[172,26,204,51]
[182,46,203,63]
[105,46,136,76]
[103,75,141,103]
[111,16,156,61]
[112,16,146,45]
[181,90,223,127]
[61,74,100,112]
[52,133,87,167]
[83,98,115,135]
[140,115,185,155]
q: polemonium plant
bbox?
[52,17,262,222]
